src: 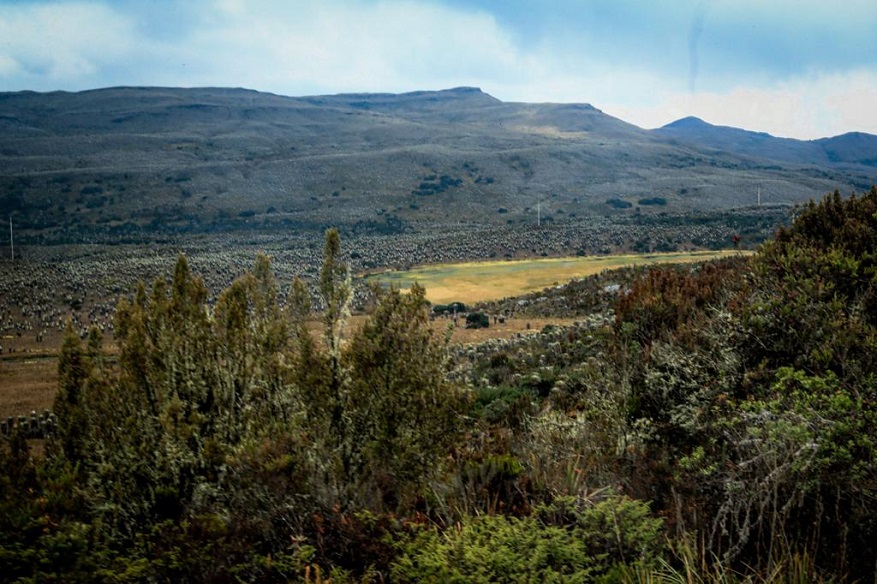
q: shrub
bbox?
[638,197,667,206]
[606,198,633,209]
[392,494,663,582]
[392,513,596,583]
[465,312,490,329]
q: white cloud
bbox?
[0,0,875,140]
[0,2,144,88]
[602,70,877,139]
[824,71,877,135]
[0,55,21,77]
[177,0,530,94]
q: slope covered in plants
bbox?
[2,189,877,582]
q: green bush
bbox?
[606,198,633,209]
[638,197,667,206]
[392,494,663,582]
[392,513,596,583]
[465,312,490,329]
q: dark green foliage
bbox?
[606,197,633,209]
[473,385,534,423]
[5,230,474,580]
[413,174,463,196]
[392,495,663,582]
[0,429,95,582]
[54,321,91,461]
[638,197,667,206]
[455,453,531,516]
[0,429,40,580]
[10,189,877,581]
[536,495,664,570]
[346,284,467,509]
[432,300,467,316]
[611,188,877,579]
[318,227,354,485]
[775,188,877,258]
[465,311,490,329]
[615,257,742,347]
[745,187,877,375]
[392,513,597,583]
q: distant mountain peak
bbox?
[662,116,712,129]
[821,131,877,141]
[444,86,486,94]
[660,116,776,139]
[301,86,501,110]
[396,86,499,101]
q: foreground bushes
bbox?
[612,188,877,580]
[1,230,471,581]
[3,189,877,581]
[393,496,663,583]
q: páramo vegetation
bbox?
[2,188,877,582]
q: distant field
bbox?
[0,356,58,420]
[0,315,576,422]
[1,249,745,421]
[365,249,748,304]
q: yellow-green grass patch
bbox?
[365,249,749,305]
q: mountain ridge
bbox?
[1,86,876,242]
[657,115,877,167]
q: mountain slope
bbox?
[2,87,875,242]
[656,116,877,169]
[816,132,877,166]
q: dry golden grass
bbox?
[310,314,575,346]
[0,357,58,419]
[442,316,580,344]
[0,331,116,420]
[1,314,569,417]
[350,314,579,344]
[364,249,748,304]
[1,250,737,417]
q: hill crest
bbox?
[2,86,876,242]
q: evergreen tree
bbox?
[318,228,354,484]
[289,275,330,429]
[54,320,89,461]
[346,283,465,509]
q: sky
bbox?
[1,0,876,139]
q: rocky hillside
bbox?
[656,116,877,167]
[2,86,875,243]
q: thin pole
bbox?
[8,216,12,261]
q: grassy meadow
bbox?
[2,250,742,419]
[365,249,748,304]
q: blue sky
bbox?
[1,0,875,139]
